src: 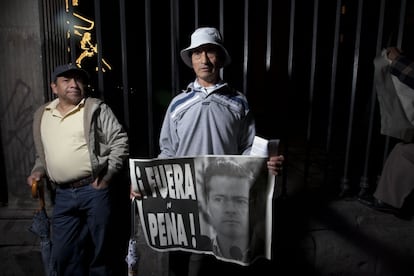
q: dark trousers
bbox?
[51,184,112,276]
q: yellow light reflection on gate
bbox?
[65,0,112,72]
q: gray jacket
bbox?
[158,82,255,157]
[31,97,129,184]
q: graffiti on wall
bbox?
[0,79,38,202]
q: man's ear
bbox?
[50,82,58,95]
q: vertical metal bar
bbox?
[93,0,104,99]
[195,0,199,28]
[58,0,66,63]
[281,0,296,197]
[242,0,249,95]
[170,0,179,95]
[219,0,224,79]
[59,0,67,64]
[119,0,130,129]
[265,0,272,72]
[56,0,65,65]
[304,0,319,186]
[67,1,76,65]
[145,0,154,156]
[358,0,385,196]
[51,0,57,97]
[287,0,295,81]
[396,0,406,49]
[40,0,50,100]
[219,0,224,31]
[340,0,364,197]
[324,0,341,185]
[52,0,57,68]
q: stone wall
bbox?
[0,0,45,207]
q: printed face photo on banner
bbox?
[200,158,254,261]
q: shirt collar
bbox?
[193,79,226,94]
[45,98,85,111]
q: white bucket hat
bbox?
[180,27,231,68]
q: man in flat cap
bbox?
[27,63,129,275]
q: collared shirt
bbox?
[193,79,225,94]
[40,98,92,183]
[158,81,255,158]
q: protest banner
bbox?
[129,155,275,266]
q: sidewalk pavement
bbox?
[1,195,414,276]
[0,203,47,276]
[0,198,165,276]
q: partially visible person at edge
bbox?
[26,63,129,275]
[131,27,284,276]
[359,47,414,219]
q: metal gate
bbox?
[40,0,413,198]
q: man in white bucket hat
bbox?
[180,27,231,68]
[138,26,284,276]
